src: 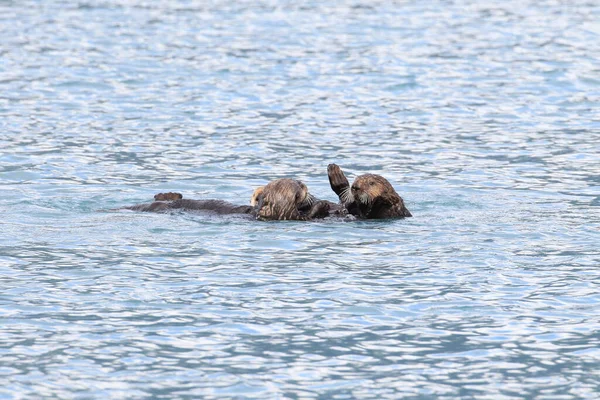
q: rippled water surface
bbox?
[1,0,600,398]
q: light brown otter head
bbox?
[254,178,314,220]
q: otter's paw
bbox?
[327,164,350,197]
[308,200,330,219]
[153,192,183,201]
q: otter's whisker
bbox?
[341,187,352,203]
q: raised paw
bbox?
[153,192,183,201]
[327,163,350,197]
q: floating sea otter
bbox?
[327,163,412,219]
[123,178,330,221]
[120,167,411,221]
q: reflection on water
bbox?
[1,0,599,398]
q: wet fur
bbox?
[124,198,255,214]
[254,179,310,221]
[153,192,183,201]
[123,179,331,221]
[328,164,412,219]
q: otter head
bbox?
[350,174,396,206]
[350,173,412,218]
[255,178,314,220]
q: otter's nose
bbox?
[351,185,360,192]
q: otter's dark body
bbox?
[124,199,255,215]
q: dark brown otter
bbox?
[328,164,412,219]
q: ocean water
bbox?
[1,0,600,398]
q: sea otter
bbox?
[123,179,330,221]
[327,163,412,219]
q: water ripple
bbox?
[1,0,600,398]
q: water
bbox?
[1,0,600,398]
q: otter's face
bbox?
[351,174,391,205]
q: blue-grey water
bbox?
[1,0,600,398]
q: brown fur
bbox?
[122,180,326,221]
[254,179,311,221]
[154,192,183,201]
[250,186,264,207]
[124,192,254,214]
[125,198,254,214]
[328,164,412,219]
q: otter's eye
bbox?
[369,181,375,186]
